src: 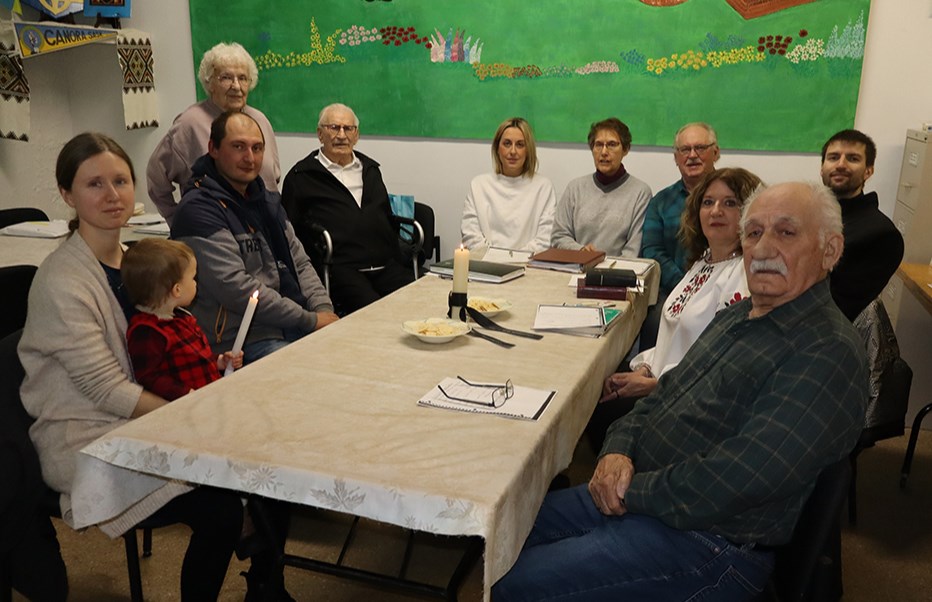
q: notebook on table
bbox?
[429,259,525,284]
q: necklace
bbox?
[702,247,740,264]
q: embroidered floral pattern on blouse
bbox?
[725,291,745,307]
[667,262,715,318]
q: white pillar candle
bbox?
[225,290,258,376]
[452,244,469,294]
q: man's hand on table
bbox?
[314,311,340,330]
[589,453,635,516]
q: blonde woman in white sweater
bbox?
[461,117,556,254]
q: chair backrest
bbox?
[0,329,46,542]
[0,265,37,341]
[0,208,49,230]
[771,457,851,602]
[414,202,439,263]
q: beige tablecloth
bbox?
[72,265,656,599]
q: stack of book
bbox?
[576,268,638,301]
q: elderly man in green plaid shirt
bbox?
[494,181,868,601]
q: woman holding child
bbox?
[18,133,286,600]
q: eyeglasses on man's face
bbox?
[437,376,514,408]
[214,73,250,87]
[675,143,716,156]
[320,124,358,134]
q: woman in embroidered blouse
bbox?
[588,168,762,447]
[460,117,556,254]
[18,133,280,600]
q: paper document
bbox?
[133,222,171,235]
[595,257,652,275]
[127,213,166,225]
[0,220,69,239]
[483,247,532,264]
[418,377,555,421]
[533,304,624,337]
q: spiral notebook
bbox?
[417,377,555,421]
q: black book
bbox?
[429,259,526,284]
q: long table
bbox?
[0,226,164,268]
[70,265,656,600]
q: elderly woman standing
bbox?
[20,133,284,601]
[589,167,762,449]
[461,117,556,254]
[551,118,652,256]
[147,41,281,225]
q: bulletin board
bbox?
[189,0,871,151]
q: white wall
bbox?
[3,1,930,253]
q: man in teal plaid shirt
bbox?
[495,181,867,601]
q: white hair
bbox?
[197,42,259,94]
[674,122,717,146]
[318,103,360,128]
[740,181,843,251]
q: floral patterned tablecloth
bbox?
[71,263,656,600]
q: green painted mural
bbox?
[189,0,870,151]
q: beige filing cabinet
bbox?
[884,129,932,325]
[886,129,932,429]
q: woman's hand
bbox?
[580,243,599,253]
[600,369,657,402]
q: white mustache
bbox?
[749,259,787,275]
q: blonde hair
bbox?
[122,239,195,307]
[491,117,538,177]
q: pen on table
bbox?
[608,260,616,268]
[561,302,615,308]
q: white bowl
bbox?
[467,297,513,318]
[402,318,470,344]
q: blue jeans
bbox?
[242,329,304,365]
[493,485,774,601]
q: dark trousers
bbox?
[148,486,242,601]
[7,512,68,601]
[330,260,415,314]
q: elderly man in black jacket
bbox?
[282,103,414,314]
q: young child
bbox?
[122,238,242,401]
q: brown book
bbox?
[528,248,606,273]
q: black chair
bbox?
[0,328,160,602]
[849,298,912,522]
[413,201,440,266]
[0,328,68,602]
[0,207,48,230]
[0,265,38,341]
[304,213,426,297]
[765,457,852,602]
[900,403,932,488]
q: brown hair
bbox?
[56,132,136,233]
[587,117,632,151]
[121,239,195,308]
[678,167,763,266]
[491,117,538,177]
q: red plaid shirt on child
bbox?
[127,309,221,401]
